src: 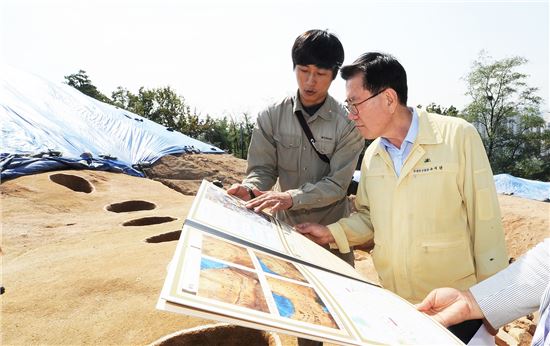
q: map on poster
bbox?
[157,180,463,345]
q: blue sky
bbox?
[1,0,548,120]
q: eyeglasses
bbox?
[345,88,387,115]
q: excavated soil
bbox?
[1,153,548,345]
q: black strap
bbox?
[291,98,330,164]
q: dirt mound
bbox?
[1,153,548,346]
[143,153,247,195]
[498,194,549,259]
[143,153,550,345]
[143,153,549,345]
[1,170,207,345]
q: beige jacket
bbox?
[328,109,508,303]
[243,93,363,226]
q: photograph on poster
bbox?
[198,257,270,313]
[255,251,307,283]
[202,234,255,269]
[266,275,339,329]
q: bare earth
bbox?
[1,153,548,345]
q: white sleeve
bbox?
[469,238,550,328]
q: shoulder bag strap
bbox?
[291,98,330,164]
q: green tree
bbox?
[181,112,254,159]
[111,86,140,111]
[64,70,112,103]
[222,113,254,159]
[423,103,460,117]
[202,116,231,150]
[147,86,187,129]
[240,113,255,158]
[113,86,191,130]
[462,52,549,179]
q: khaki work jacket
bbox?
[243,93,363,226]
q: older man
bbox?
[295,52,508,343]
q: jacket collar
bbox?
[370,108,445,182]
[415,108,443,145]
[371,107,442,157]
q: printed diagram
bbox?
[198,257,270,313]
[266,276,338,329]
[255,251,307,282]
[202,233,255,269]
[196,234,339,329]
[203,184,272,225]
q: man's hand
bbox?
[227,183,254,201]
[416,288,484,327]
[294,223,335,245]
[245,190,293,213]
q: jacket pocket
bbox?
[273,134,300,172]
[362,169,393,222]
[413,233,475,286]
[476,188,494,220]
[411,163,461,221]
[316,138,336,157]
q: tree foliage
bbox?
[462,52,549,180]
[423,103,460,117]
[111,85,254,157]
[65,64,549,177]
[64,70,112,104]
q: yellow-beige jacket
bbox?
[328,108,508,303]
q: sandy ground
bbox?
[142,153,248,196]
[1,170,210,345]
[1,154,548,345]
[498,194,550,259]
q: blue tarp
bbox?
[0,65,224,180]
[494,173,550,202]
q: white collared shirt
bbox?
[379,107,419,176]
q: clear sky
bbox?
[1,0,548,120]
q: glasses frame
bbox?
[345,88,387,115]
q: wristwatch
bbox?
[243,186,255,200]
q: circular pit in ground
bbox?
[148,323,281,346]
[122,216,177,226]
[106,200,156,213]
[49,173,94,193]
[144,230,181,243]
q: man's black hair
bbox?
[340,52,408,105]
[291,29,344,80]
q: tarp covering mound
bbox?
[0,65,224,180]
[494,173,550,202]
